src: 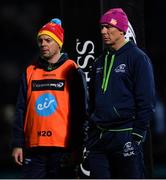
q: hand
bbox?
[12,147,23,165]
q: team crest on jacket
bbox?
[35,93,57,116]
[114,64,126,73]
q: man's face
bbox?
[37,34,60,60]
[100,24,123,46]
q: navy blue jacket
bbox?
[88,41,156,139]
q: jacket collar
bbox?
[36,53,69,71]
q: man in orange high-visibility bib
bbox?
[11,18,88,178]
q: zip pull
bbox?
[48,64,53,71]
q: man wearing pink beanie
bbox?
[84,8,155,178]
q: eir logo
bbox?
[125,22,137,44]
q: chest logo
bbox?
[32,79,65,91]
[35,93,57,116]
[114,64,126,73]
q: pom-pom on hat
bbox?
[100,8,128,33]
[37,18,64,48]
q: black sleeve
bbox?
[69,68,88,150]
[87,60,96,115]
[11,72,27,148]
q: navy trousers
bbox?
[22,147,76,179]
[86,129,145,179]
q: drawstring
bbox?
[102,52,115,93]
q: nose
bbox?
[101,26,107,34]
[41,39,47,46]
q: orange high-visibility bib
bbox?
[24,60,77,148]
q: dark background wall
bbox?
[0,0,166,178]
